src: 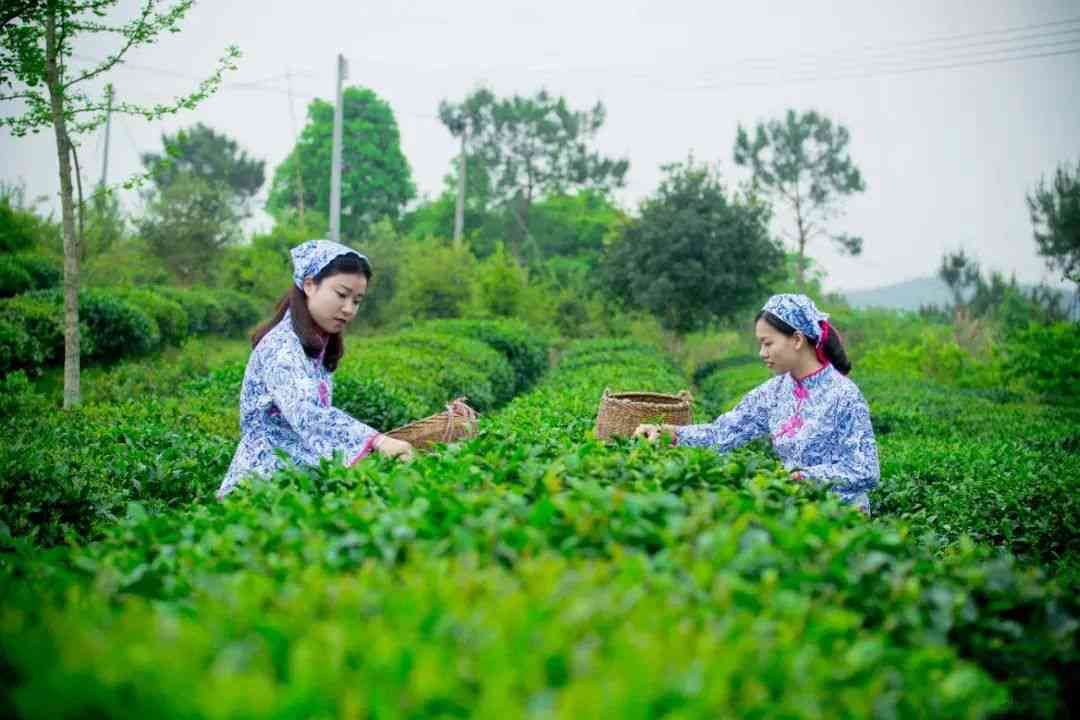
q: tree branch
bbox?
[63,0,157,90]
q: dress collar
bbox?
[791,362,833,390]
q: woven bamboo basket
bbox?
[385,397,479,451]
[594,388,694,440]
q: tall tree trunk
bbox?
[45,11,81,408]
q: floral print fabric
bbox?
[216,311,379,499]
[675,364,879,512]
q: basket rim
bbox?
[603,389,693,405]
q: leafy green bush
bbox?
[1003,322,1080,403]
[0,254,32,297]
[12,253,61,291]
[157,287,225,335]
[75,289,161,358]
[0,336,1076,717]
[112,288,189,347]
[340,331,510,414]
[419,317,551,393]
[0,291,76,374]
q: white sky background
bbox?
[2,0,1078,292]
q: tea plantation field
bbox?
[1,324,1077,718]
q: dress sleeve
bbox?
[262,344,381,466]
[797,394,880,499]
[674,380,772,451]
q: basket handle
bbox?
[444,396,478,441]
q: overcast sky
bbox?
[2,0,1078,292]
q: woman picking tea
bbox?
[635,294,879,513]
[216,239,414,500]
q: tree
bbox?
[0,1,238,407]
[138,172,241,285]
[141,122,265,215]
[439,88,629,264]
[734,109,865,291]
[600,160,784,334]
[1027,159,1080,288]
[267,86,415,239]
[939,249,981,310]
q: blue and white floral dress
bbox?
[675,364,879,511]
[216,311,380,499]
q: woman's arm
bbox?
[670,380,774,451]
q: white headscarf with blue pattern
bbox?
[761,294,830,343]
[290,239,369,288]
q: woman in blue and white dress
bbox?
[216,239,414,500]
[635,294,880,513]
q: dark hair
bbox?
[251,253,372,372]
[755,310,852,375]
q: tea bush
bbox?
[415,317,551,393]
[0,286,263,376]
[0,336,1076,717]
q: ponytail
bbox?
[755,311,853,375]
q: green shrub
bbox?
[74,289,161,358]
[1003,322,1080,402]
[14,254,61,290]
[113,288,189,346]
[420,317,551,393]
[208,288,261,334]
[0,255,32,297]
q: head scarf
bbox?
[290,239,369,288]
[761,293,835,366]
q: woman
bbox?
[216,239,414,500]
[635,294,879,513]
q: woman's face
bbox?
[303,272,368,334]
[755,318,804,375]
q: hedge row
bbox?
[0,319,552,548]
[0,338,1076,716]
[0,253,61,298]
[0,285,260,377]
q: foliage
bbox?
[1027,158,1080,286]
[138,171,243,285]
[0,285,259,376]
[439,88,629,262]
[734,109,866,289]
[0,254,32,297]
[0,0,239,407]
[1003,322,1080,403]
[267,86,416,238]
[601,159,784,333]
[111,287,189,346]
[141,122,265,213]
[0,335,1076,717]
[81,186,127,260]
[354,217,404,328]
[412,317,551,394]
[390,238,477,321]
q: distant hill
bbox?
[841,276,954,311]
[840,276,1079,318]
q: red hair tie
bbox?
[815,320,831,365]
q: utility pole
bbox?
[286,69,306,227]
[99,83,113,187]
[329,53,347,243]
[453,128,466,248]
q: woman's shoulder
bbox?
[252,315,305,366]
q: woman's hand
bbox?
[790,470,804,482]
[374,435,415,462]
[633,423,675,444]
